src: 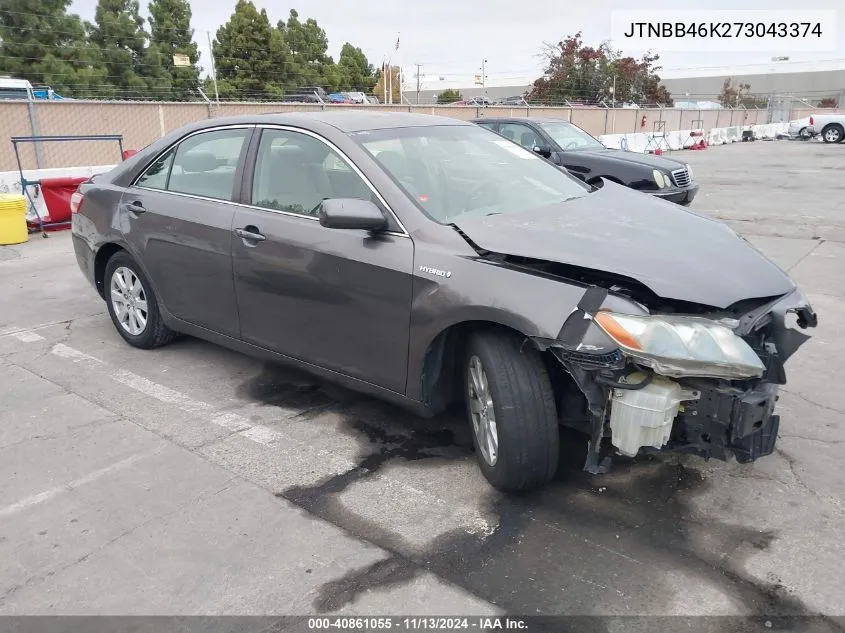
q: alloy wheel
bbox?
[110,266,148,336]
[468,355,498,466]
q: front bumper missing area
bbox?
[545,287,817,473]
[663,380,780,463]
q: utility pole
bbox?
[415,64,422,104]
[481,59,488,95]
[207,31,220,105]
[611,75,616,108]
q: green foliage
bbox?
[437,89,463,104]
[88,0,169,98]
[718,78,766,108]
[0,0,101,96]
[336,43,376,92]
[148,0,200,100]
[529,32,673,106]
[213,0,288,99]
[278,9,331,88]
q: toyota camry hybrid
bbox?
[72,112,818,491]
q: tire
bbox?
[821,124,844,144]
[104,251,176,349]
[463,329,559,491]
[798,127,811,140]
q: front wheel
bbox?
[464,330,559,491]
[822,124,844,144]
[104,251,176,349]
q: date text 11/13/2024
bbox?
[308,617,528,630]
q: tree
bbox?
[148,0,200,100]
[373,64,401,103]
[213,0,288,99]
[0,0,103,96]
[336,43,376,92]
[437,89,462,104]
[718,78,766,108]
[528,32,672,106]
[818,97,838,108]
[88,0,168,98]
[278,9,332,89]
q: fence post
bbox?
[729,108,734,127]
[715,108,721,129]
[634,108,640,132]
[26,100,44,169]
[604,106,609,135]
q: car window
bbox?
[538,121,605,151]
[136,148,175,190]
[476,122,498,133]
[252,129,374,217]
[167,129,248,201]
[498,123,541,150]
[352,124,590,224]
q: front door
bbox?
[123,126,252,337]
[232,127,414,394]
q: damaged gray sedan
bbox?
[71,112,817,491]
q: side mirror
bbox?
[533,145,553,158]
[319,198,388,232]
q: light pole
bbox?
[481,59,488,95]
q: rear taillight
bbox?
[70,191,84,214]
[809,116,814,125]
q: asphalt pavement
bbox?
[1,139,843,627]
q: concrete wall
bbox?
[662,71,845,101]
[1,100,770,171]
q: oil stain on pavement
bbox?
[238,363,842,631]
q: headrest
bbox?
[179,151,219,173]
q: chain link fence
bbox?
[1,99,773,172]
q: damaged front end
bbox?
[536,286,818,474]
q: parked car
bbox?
[327,92,350,104]
[787,116,816,140]
[343,91,368,104]
[497,95,528,106]
[72,112,817,492]
[806,113,845,143]
[475,117,699,206]
[283,86,329,104]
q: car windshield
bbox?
[538,121,605,151]
[352,125,590,224]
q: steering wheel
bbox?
[562,141,579,151]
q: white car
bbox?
[806,113,845,143]
[787,116,815,139]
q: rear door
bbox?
[123,125,253,337]
[231,127,414,393]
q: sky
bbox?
[69,0,844,89]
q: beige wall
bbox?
[0,100,779,171]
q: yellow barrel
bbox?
[0,194,28,245]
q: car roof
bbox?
[196,111,472,133]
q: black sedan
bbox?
[474,117,699,206]
[72,112,815,492]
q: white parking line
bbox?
[0,448,162,518]
[11,331,45,343]
[50,343,256,437]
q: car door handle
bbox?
[124,201,145,214]
[234,227,266,242]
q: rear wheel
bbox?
[798,127,812,140]
[104,251,176,349]
[464,330,559,491]
[822,124,844,144]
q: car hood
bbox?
[581,148,686,172]
[453,182,795,309]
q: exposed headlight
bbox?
[594,311,765,379]
[652,169,668,188]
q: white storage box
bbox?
[609,373,682,457]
